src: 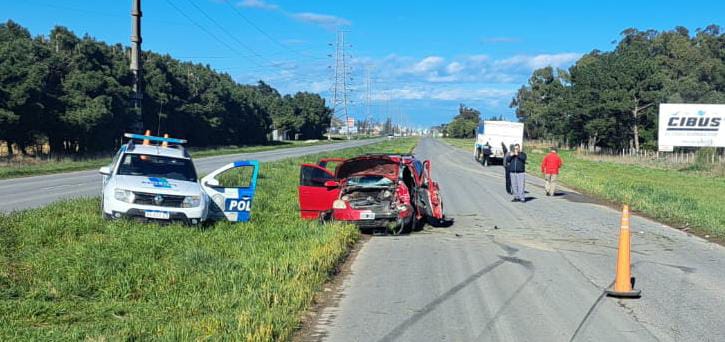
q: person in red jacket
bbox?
[540,147,563,196]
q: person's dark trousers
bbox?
[504,166,512,194]
[483,154,490,166]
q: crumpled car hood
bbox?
[336,157,398,180]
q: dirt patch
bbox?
[293,234,370,342]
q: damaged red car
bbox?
[298,154,445,234]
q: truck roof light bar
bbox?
[124,132,187,145]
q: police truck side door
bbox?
[201,161,259,222]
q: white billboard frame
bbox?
[658,103,725,152]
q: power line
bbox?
[179,0,322,75]
[163,0,256,65]
[222,0,307,58]
[182,0,270,68]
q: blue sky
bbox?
[2,0,724,128]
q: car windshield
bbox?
[117,154,197,182]
[346,175,394,188]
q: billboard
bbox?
[658,104,725,151]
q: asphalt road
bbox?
[0,139,381,213]
[309,137,725,342]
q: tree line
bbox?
[511,25,724,150]
[440,104,508,138]
[0,21,332,157]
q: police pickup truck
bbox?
[99,132,258,224]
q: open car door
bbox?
[299,164,339,219]
[421,160,445,220]
[201,160,259,222]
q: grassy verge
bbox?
[0,139,345,180]
[442,138,725,240]
[0,138,418,340]
[442,138,475,152]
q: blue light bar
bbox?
[124,133,187,144]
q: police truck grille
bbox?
[132,192,185,207]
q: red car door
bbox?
[298,164,340,219]
[422,160,445,220]
[317,158,344,172]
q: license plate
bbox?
[360,211,375,220]
[145,210,170,220]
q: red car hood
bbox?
[336,156,399,180]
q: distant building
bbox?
[271,129,289,141]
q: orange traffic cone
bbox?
[143,130,151,145]
[605,205,641,298]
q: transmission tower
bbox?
[328,31,352,140]
[364,66,373,135]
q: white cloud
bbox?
[292,12,351,29]
[495,53,582,70]
[370,86,514,103]
[240,50,582,124]
[430,88,515,101]
[237,0,278,10]
[371,87,427,101]
[410,56,445,74]
[229,1,351,29]
[445,62,464,74]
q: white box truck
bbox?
[474,121,524,164]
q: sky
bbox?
[2,0,724,128]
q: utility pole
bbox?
[130,0,143,129]
[329,31,352,140]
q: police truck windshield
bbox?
[117,154,197,182]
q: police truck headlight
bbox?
[182,195,201,208]
[114,189,134,203]
[332,200,347,209]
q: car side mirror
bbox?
[323,180,340,188]
[99,166,111,175]
[205,178,220,187]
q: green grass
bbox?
[442,137,475,152]
[442,138,725,239]
[0,139,344,180]
[0,138,418,341]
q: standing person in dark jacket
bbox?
[505,144,527,202]
[502,143,512,194]
[482,142,492,166]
